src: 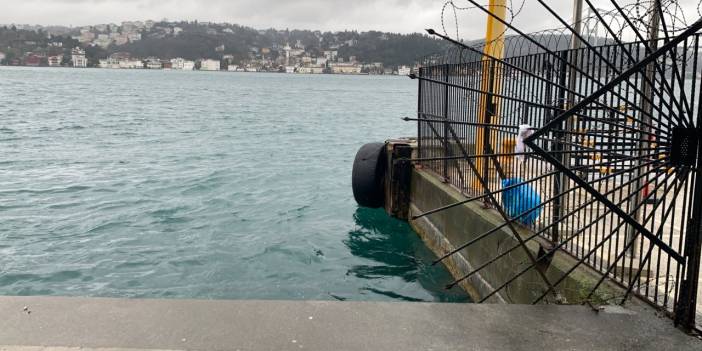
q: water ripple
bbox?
[0,66,468,303]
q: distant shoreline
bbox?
[0,65,409,76]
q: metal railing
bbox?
[411,30,702,330]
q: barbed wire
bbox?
[425,1,702,132]
[436,0,702,60]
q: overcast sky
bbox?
[1,0,699,39]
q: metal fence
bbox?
[412,30,702,330]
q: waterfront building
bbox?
[48,55,62,67]
[170,58,195,70]
[227,65,239,72]
[285,66,295,73]
[296,66,324,74]
[0,52,6,63]
[170,58,185,69]
[98,58,121,69]
[24,54,42,67]
[145,58,162,69]
[182,60,195,70]
[397,66,411,76]
[118,60,144,69]
[330,62,362,74]
[200,59,220,71]
[71,48,88,68]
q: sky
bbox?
[0,0,699,39]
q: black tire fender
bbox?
[352,142,387,208]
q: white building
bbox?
[48,55,62,67]
[397,66,411,76]
[170,58,195,70]
[145,58,162,69]
[330,62,362,74]
[99,58,121,69]
[200,59,220,71]
[297,66,324,74]
[119,60,143,69]
[182,60,195,70]
[71,48,88,68]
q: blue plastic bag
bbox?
[501,177,541,225]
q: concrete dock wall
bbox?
[384,141,624,304]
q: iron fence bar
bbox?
[456,163,675,297]
[674,72,702,330]
[461,0,687,132]
[556,0,693,129]
[553,50,570,243]
[413,149,666,221]
[443,65,449,181]
[521,20,702,265]
[418,67,423,160]
[527,18,702,143]
[531,168,681,304]
[437,156,668,268]
[415,63,673,139]
[603,0,694,128]
[410,74,558,111]
[449,166,668,293]
[425,29,674,132]
[527,138,683,263]
[619,171,690,303]
[438,105,559,299]
[406,147,671,162]
[410,115,671,144]
[422,111,469,187]
[650,0,695,126]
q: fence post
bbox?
[675,149,702,331]
[417,67,423,160]
[474,0,506,190]
[443,64,450,181]
[626,0,660,259]
[551,51,569,243]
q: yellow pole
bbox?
[474,0,507,189]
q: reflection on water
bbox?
[345,208,471,302]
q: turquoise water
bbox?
[0,67,468,302]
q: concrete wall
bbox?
[384,141,625,304]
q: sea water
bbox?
[0,67,469,302]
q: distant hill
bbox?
[0,21,448,68]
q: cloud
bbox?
[0,0,445,33]
[0,0,699,39]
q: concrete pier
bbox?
[0,296,700,350]
[380,140,623,304]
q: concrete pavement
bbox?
[0,296,699,350]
